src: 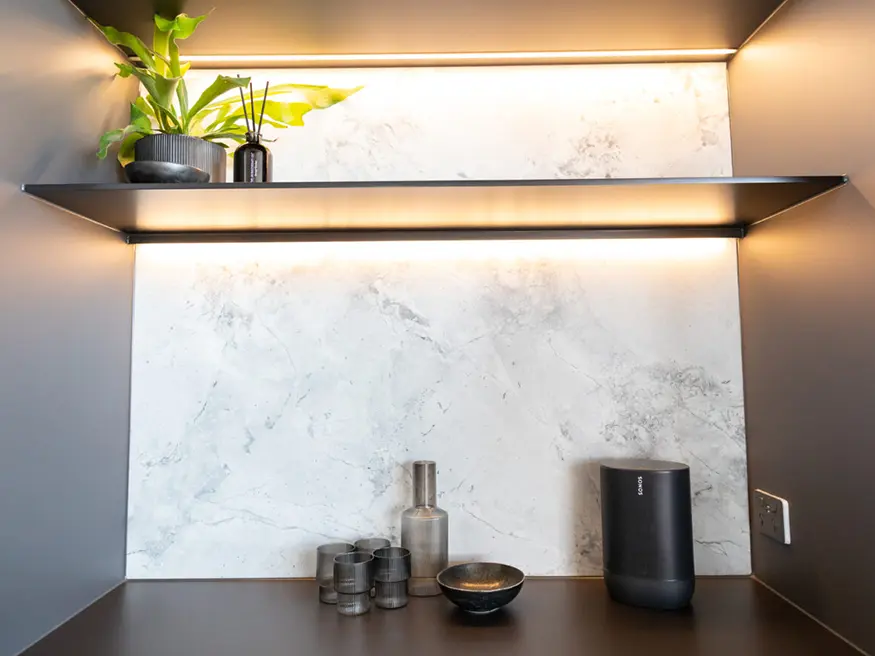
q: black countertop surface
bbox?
[22,578,860,655]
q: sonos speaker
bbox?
[600,459,695,609]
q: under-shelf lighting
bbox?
[176,49,737,67]
[138,239,730,266]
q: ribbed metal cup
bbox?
[374,547,411,583]
[334,551,373,594]
[316,542,355,604]
[374,547,410,609]
[375,581,409,609]
[336,592,371,616]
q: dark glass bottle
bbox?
[233,134,272,182]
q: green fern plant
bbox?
[94,13,361,165]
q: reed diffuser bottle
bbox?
[234,134,271,183]
[233,81,272,183]
[401,460,448,596]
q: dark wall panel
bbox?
[0,1,137,655]
[729,0,875,651]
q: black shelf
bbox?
[70,0,783,64]
[23,176,847,243]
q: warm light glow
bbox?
[177,49,736,66]
[136,239,730,267]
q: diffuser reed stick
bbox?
[256,82,269,139]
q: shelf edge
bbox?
[747,175,850,228]
[22,186,123,236]
[127,226,744,244]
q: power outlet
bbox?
[754,489,791,545]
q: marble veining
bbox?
[182,63,732,181]
[128,241,749,577]
[127,63,747,578]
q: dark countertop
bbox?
[22,578,859,656]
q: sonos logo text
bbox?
[637,476,644,496]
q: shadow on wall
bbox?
[0,0,134,187]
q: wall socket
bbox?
[754,489,791,545]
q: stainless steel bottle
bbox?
[401,461,449,596]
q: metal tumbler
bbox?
[354,537,391,596]
[374,546,411,609]
[316,542,355,604]
[334,551,374,616]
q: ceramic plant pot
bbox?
[134,134,226,183]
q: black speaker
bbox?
[600,459,695,609]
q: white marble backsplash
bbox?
[127,63,749,578]
[183,63,732,181]
[128,240,749,578]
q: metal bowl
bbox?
[437,562,525,614]
[124,161,210,184]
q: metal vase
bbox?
[401,461,449,597]
[135,134,226,183]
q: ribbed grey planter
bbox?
[135,134,226,183]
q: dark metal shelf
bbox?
[69,0,783,63]
[22,176,847,243]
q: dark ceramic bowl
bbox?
[437,562,525,614]
[124,161,210,184]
